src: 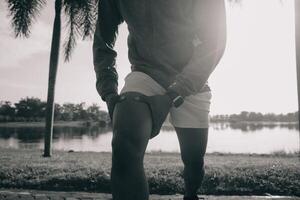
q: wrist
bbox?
[167,82,183,96]
[166,86,184,108]
[166,90,178,101]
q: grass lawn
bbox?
[0,148,299,196]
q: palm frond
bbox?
[63,0,81,61]
[63,0,97,61]
[6,0,45,37]
[78,0,97,40]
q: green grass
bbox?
[0,148,299,196]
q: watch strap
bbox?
[166,89,184,108]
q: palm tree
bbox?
[6,0,97,157]
[295,0,300,156]
[44,0,62,158]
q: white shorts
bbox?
[120,71,212,128]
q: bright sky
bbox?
[0,0,297,115]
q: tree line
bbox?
[0,97,109,123]
[0,97,298,123]
[210,111,298,123]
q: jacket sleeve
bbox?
[168,0,227,97]
[93,0,123,101]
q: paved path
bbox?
[0,189,299,200]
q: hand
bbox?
[105,93,120,120]
[137,94,172,138]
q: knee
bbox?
[111,123,149,171]
[112,132,144,161]
[182,155,205,170]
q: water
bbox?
[0,123,299,154]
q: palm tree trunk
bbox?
[295,0,300,157]
[44,0,62,157]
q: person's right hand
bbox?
[105,93,120,120]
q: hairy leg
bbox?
[175,127,208,199]
[111,93,152,200]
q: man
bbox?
[93,0,227,200]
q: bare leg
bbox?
[111,92,152,200]
[175,127,208,199]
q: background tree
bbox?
[60,103,76,121]
[14,97,45,120]
[86,104,101,121]
[0,101,15,122]
[0,97,111,123]
[73,102,88,120]
[6,0,97,157]
[54,103,63,121]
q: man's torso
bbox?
[116,0,201,88]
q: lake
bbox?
[0,122,299,154]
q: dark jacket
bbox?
[93,0,227,101]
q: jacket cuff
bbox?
[167,81,189,98]
[96,80,118,101]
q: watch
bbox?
[166,90,184,108]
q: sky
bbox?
[0,0,297,115]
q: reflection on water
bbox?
[0,126,111,150]
[210,122,299,132]
[0,123,299,154]
[0,126,111,142]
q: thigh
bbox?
[112,92,153,153]
[175,128,208,162]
